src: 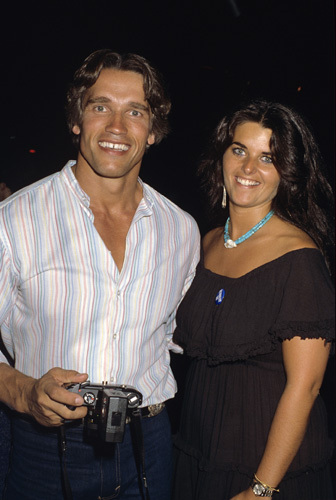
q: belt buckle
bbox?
[146,402,165,418]
[125,402,165,424]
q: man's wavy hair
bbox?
[198,99,335,273]
[66,49,171,147]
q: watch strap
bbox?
[251,474,280,497]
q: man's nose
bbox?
[105,112,127,134]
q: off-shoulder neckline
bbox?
[202,247,322,280]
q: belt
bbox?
[13,402,166,429]
[125,402,165,424]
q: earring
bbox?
[221,185,227,209]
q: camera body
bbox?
[67,381,142,443]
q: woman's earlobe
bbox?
[72,125,81,135]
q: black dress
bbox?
[172,249,335,500]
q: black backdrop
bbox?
[2,1,334,221]
[1,0,335,479]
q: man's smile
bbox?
[98,141,130,151]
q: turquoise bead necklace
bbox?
[224,209,275,249]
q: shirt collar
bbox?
[137,178,154,215]
[61,160,91,209]
[61,160,154,217]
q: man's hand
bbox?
[22,368,89,426]
[0,365,89,427]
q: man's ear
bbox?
[147,132,155,146]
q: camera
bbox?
[67,381,142,443]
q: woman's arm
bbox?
[230,336,331,500]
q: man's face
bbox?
[73,68,155,181]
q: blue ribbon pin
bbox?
[215,288,225,305]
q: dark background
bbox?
[1,0,335,230]
[1,0,335,471]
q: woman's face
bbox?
[222,121,280,211]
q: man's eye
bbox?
[95,105,106,112]
[130,110,141,116]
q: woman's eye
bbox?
[261,155,273,164]
[232,147,245,156]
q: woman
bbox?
[172,100,335,499]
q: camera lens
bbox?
[128,394,140,407]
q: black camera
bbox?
[67,381,142,443]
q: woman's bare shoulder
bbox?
[274,218,318,253]
[202,227,223,251]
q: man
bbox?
[0,50,200,499]
[0,183,12,201]
[0,183,12,498]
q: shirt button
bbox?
[113,334,117,339]
[110,377,115,382]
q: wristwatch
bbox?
[251,475,279,497]
[251,481,273,497]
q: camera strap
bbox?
[58,425,73,500]
[58,416,150,500]
[129,408,151,500]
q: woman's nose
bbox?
[242,157,257,174]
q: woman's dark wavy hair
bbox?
[66,49,171,147]
[198,99,335,272]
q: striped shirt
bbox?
[0,161,200,405]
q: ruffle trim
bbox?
[271,318,335,356]
[185,336,279,365]
[173,434,334,479]
[175,328,282,365]
[174,319,335,365]
[270,318,334,340]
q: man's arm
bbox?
[167,223,200,352]
[0,363,88,426]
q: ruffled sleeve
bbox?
[270,250,335,343]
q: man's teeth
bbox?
[99,141,129,151]
[236,177,259,186]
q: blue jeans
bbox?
[4,408,172,500]
[0,404,11,497]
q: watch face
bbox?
[253,483,265,496]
